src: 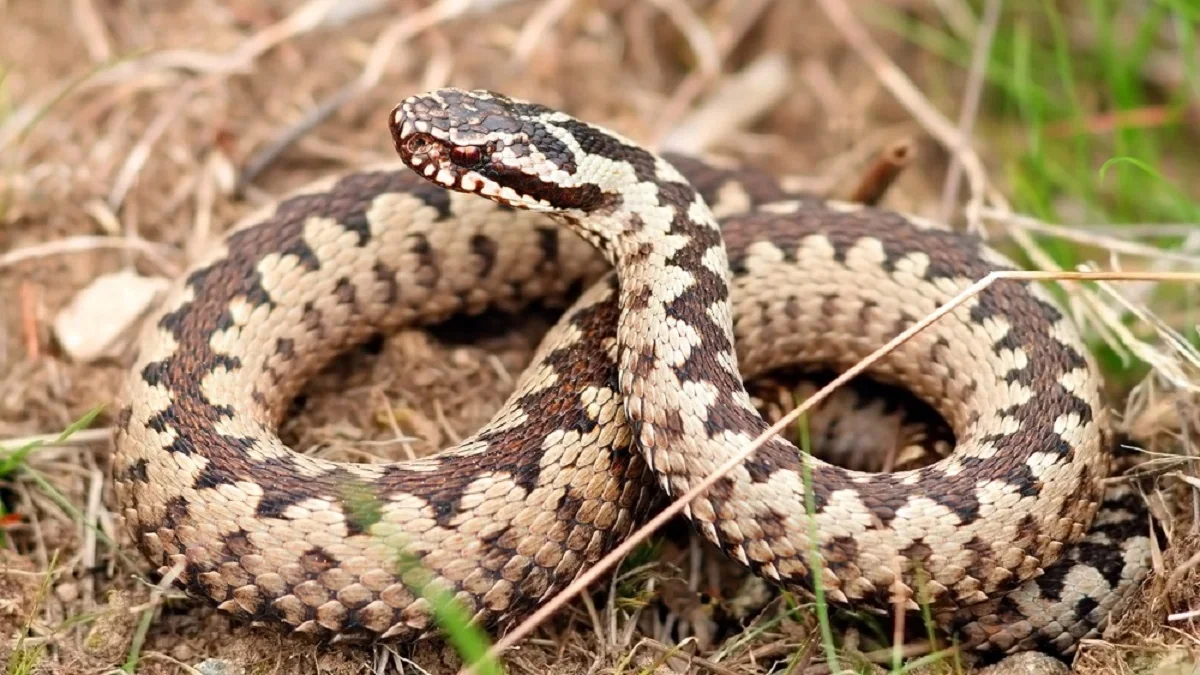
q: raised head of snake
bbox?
[390,88,1114,617]
[391,89,678,262]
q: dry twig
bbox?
[659,54,792,154]
[846,139,914,206]
[636,638,741,675]
[651,0,774,140]
[984,209,1200,268]
[645,0,721,81]
[814,0,1006,231]
[939,0,1003,221]
[0,236,181,275]
[510,0,577,65]
[237,0,518,190]
[72,0,113,62]
[19,282,40,360]
[107,79,204,211]
[0,0,347,151]
[803,641,946,674]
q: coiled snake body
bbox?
[113,89,1154,658]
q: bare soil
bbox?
[2,2,1197,674]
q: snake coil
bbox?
[113,88,1154,658]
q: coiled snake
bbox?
[112,88,1154,660]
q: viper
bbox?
[112,88,1154,660]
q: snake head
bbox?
[390,88,608,213]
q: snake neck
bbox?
[388,83,772,526]
[561,168,763,479]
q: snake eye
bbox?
[405,135,433,156]
[405,134,444,159]
[450,145,485,168]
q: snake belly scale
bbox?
[112,88,1153,657]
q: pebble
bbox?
[195,658,245,675]
[53,269,168,363]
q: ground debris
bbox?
[52,269,168,363]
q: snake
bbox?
[111,88,1155,661]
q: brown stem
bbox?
[847,139,914,206]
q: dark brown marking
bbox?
[407,233,439,289]
[757,508,789,539]
[708,476,738,502]
[194,462,236,490]
[275,338,296,360]
[116,405,133,432]
[250,389,271,414]
[1074,595,1099,621]
[555,117,656,183]
[122,458,150,483]
[470,234,498,278]
[301,302,323,335]
[300,548,335,574]
[625,285,653,311]
[334,277,356,306]
[963,536,997,586]
[826,535,859,565]
[164,495,190,529]
[372,261,400,304]
[663,152,797,207]
[225,529,258,557]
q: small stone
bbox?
[53,270,169,363]
[976,652,1069,675]
[54,582,78,603]
[195,658,245,675]
[171,643,194,662]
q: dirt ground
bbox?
[2,1,1198,674]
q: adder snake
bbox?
[112,88,1154,658]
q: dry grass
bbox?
[1,1,1198,674]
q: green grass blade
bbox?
[0,405,104,475]
[340,481,504,675]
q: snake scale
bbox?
[112,88,1155,660]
